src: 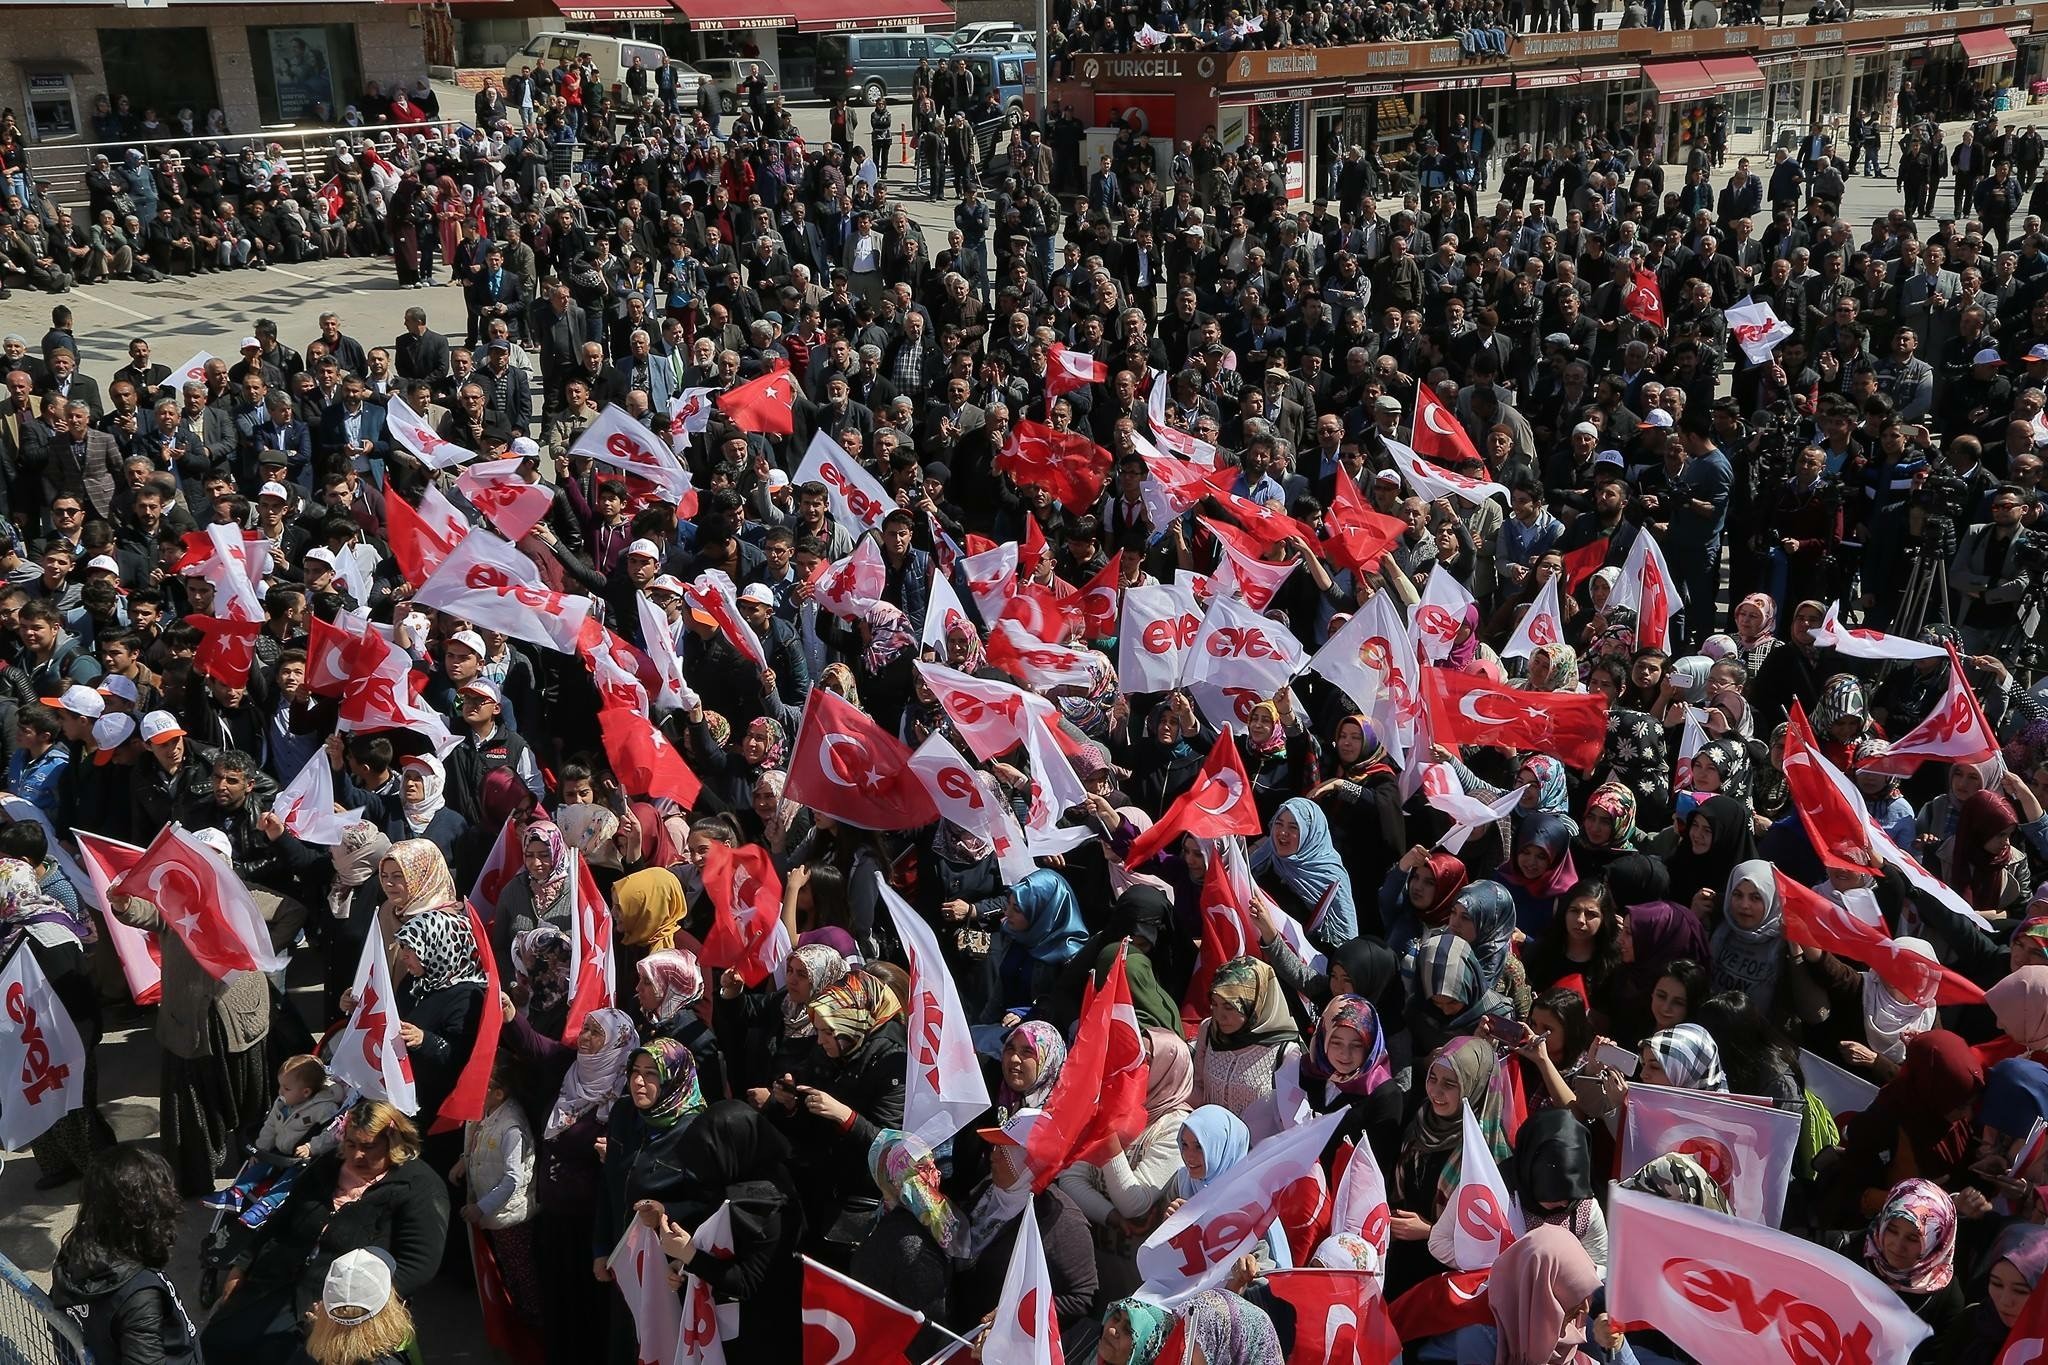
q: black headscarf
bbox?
[673,1099,796,1202]
[1509,1107,1595,1209]
[1663,795,1757,905]
[1328,938,1407,1037]
[1604,853,1671,909]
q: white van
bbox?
[503,32,701,103]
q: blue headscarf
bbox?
[1005,870,1089,964]
[1982,1058,2048,1139]
[1177,1104,1251,1195]
[1520,755,1574,825]
[1257,796,1359,944]
[1455,881,1518,995]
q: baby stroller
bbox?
[195,1093,359,1308]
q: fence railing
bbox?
[0,1249,91,1365]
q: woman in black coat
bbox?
[850,1130,960,1358]
[391,911,488,1145]
[51,1147,198,1365]
[201,1103,449,1365]
[774,970,909,1252]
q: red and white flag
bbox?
[1064,946,1152,1167]
[1420,764,1528,855]
[1263,1270,1403,1365]
[1448,1100,1523,1271]
[673,1268,734,1365]
[1046,343,1108,398]
[986,619,1097,691]
[1065,558,1123,639]
[607,1219,680,1365]
[915,661,1048,762]
[1420,667,1611,771]
[909,732,1034,885]
[306,609,374,698]
[1620,1083,1801,1226]
[1724,300,1795,366]
[683,570,765,669]
[1321,466,1410,576]
[1019,712,1092,859]
[1607,1185,1932,1365]
[1674,704,1711,794]
[336,628,458,758]
[1501,573,1565,662]
[962,538,1019,624]
[672,386,717,435]
[1136,1110,1346,1306]
[698,841,791,989]
[715,363,797,436]
[1411,566,1477,665]
[570,404,696,507]
[1775,867,1985,1007]
[1606,527,1678,651]
[802,1256,926,1365]
[272,751,364,846]
[387,393,476,470]
[636,594,691,713]
[878,875,991,1147]
[999,420,1112,511]
[1124,728,1264,867]
[0,946,86,1151]
[165,350,216,390]
[921,572,974,657]
[1117,582,1203,694]
[1625,269,1667,328]
[785,688,939,831]
[1130,432,1215,534]
[457,458,555,543]
[794,432,895,537]
[1146,371,1221,468]
[1388,1268,1495,1345]
[560,850,614,1044]
[330,926,419,1114]
[1201,468,1318,551]
[74,831,159,1006]
[1330,1137,1392,1268]
[1411,384,1481,467]
[431,896,503,1134]
[578,622,652,719]
[1185,591,1306,696]
[416,528,593,654]
[1862,649,1997,774]
[1385,438,1508,506]
[1812,600,1949,662]
[1184,835,1262,1031]
[1999,1269,2048,1364]
[469,815,523,925]
[812,536,888,621]
[109,824,287,979]
[1309,590,1423,766]
[985,1195,1064,1365]
[1203,517,1299,612]
[385,480,470,585]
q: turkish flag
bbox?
[607,1220,681,1365]
[1775,867,1985,1007]
[597,704,703,809]
[997,420,1112,510]
[469,815,523,924]
[1064,558,1123,640]
[330,926,419,1113]
[1862,648,1997,774]
[1264,1271,1402,1365]
[1000,580,1082,645]
[698,841,792,988]
[2000,1271,2048,1364]
[1813,600,1949,662]
[715,363,797,435]
[314,176,343,219]
[1061,946,1152,1170]
[984,1198,1063,1365]
[785,688,940,831]
[1124,728,1264,867]
[1200,516,1299,613]
[878,874,993,1145]
[1200,468,1318,551]
[1019,512,1050,577]
[1412,384,1481,467]
[1626,268,1667,328]
[802,1257,925,1365]
[1183,835,1262,1032]
[1501,573,1565,662]
[1388,1270,1493,1344]
[457,458,555,543]
[986,618,1098,691]
[187,611,262,690]
[1607,528,1677,652]
[1046,342,1108,398]
[75,831,159,1006]
[580,622,652,716]
[387,393,475,471]
[336,628,457,757]
[1420,667,1610,771]
[430,897,502,1134]
[109,823,285,980]
[813,537,888,620]
[385,478,468,583]
[306,610,374,698]
[560,851,614,1045]
[1322,466,1409,575]
[1560,536,1610,592]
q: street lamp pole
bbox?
[1035,0,1050,125]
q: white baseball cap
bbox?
[510,436,542,460]
[239,337,261,351]
[321,1249,394,1322]
[737,582,776,607]
[625,538,662,562]
[49,685,105,719]
[1643,408,1675,429]
[91,712,136,760]
[258,481,292,502]
[98,675,139,704]
[192,828,233,859]
[445,629,487,658]
[647,574,686,598]
[138,710,186,745]
[83,555,121,576]
[305,547,340,570]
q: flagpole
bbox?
[913,1323,988,1365]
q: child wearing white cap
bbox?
[304,1248,414,1365]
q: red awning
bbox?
[787,0,953,29]
[675,0,794,28]
[1960,28,2018,66]
[1643,58,1713,104]
[1699,55,1765,93]
[551,0,679,18]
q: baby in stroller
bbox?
[202,1053,349,1227]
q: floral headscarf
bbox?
[631,1038,705,1131]
[329,821,392,922]
[512,926,571,1018]
[1247,701,1288,756]
[1693,738,1753,804]
[1208,957,1300,1051]
[1734,592,1776,645]
[701,711,733,750]
[524,821,571,912]
[394,909,486,994]
[0,856,87,952]
[1521,756,1571,818]
[819,663,862,709]
[1812,673,1868,738]
[545,1007,639,1139]
[864,603,918,673]
[1584,782,1639,848]
[1529,642,1580,693]
[868,1129,959,1252]
[807,971,902,1050]
[1864,1178,1958,1293]
[997,1019,1068,1112]
[745,716,787,768]
[383,839,460,918]
[1305,994,1391,1095]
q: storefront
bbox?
[1507,65,1640,151]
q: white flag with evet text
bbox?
[877,874,990,1147]
[0,946,87,1151]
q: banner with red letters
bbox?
[416,527,594,654]
[1118,582,1203,694]
[0,945,86,1150]
[794,430,897,536]
[878,874,991,1148]
[1448,1100,1523,1271]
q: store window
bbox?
[247,24,365,124]
[96,27,220,132]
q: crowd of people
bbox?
[15,31,2048,1365]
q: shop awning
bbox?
[675,0,795,28]
[1699,55,1765,93]
[551,0,680,18]
[1643,58,1714,104]
[1960,27,2018,66]
[787,0,953,30]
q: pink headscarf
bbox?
[1988,965,2048,1052]
[1489,1224,1602,1365]
[635,949,705,1024]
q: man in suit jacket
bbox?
[571,342,626,410]
[38,349,102,420]
[47,400,125,521]
[1899,249,1963,355]
[615,328,676,413]
[316,376,393,484]
[467,245,526,346]
[533,284,593,410]
[782,204,831,283]
[112,340,174,405]
[394,307,451,383]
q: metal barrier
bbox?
[0,1250,91,1365]
[22,121,471,213]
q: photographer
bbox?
[1950,483,2039,652]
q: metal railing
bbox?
[0,1249,90,1365]
[21,121,473,214]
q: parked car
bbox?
[502,32,700,103]
[961,52,1035,115]
[691,57,782,115]
[813,32,961,105]
[954,20,1034,49]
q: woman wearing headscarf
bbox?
[1620,1151,1732,1213]
[1057,1027,1194,1292]
[1939,1221,2048,1365]
[1170,1107,1289,1275]
[714,940,845,1102]
[1849,738,1919,851]
[1390,1035,1511,1296]
[1690,737,1755,808]
[597,1039,707,1362]
[1596,703,1673,832]
[921,809,1009,1026]
[378,838,461,931]
[500,1001,638,1365]
[986,870,1089,1029]
[850,1131,958,1358]
[1663,794,1758,910]
[646,1101,805,1357]
[1982,966,2048,1068]
[490,822,572,970]
[395,753,467,861]
[321,823,394,1017]
[852,603,918,734]
[1572,781,1642,876]
[1252,797,1360,949]
[1819,1178,1965,1347]
[1297,995,1404,1167]
[1827,1031,1985,1227]
[752,770,812,871]
[1484,1224,1605,1365]
[634,949,726,1101]
[1943,787,2048,920]
[1730,592,1781,678]
[1508,1108,1607,1271]
[390,912,487,1136]
[1608,886,1712,1047]
[1379,845,1470,959]
[1500,813,1579,938]
[1789,930,1942,1085]
[0,858,107,1189]
[1307,714,1406,880]
[1528,641,1582,694]
[1172,1288,1284,1365]
[1191,958,1304,1141]
[1237,699,1316,828]
[682,708,787,818]
[1452,881,1535,1019]
[1707,858,1793,1018]
[1408,931,1516,1061]
[1126,694,1215,818]
[780,971,907,1250]
[610,866,688,957]
[1638,1022,1729,1090]
[1094,1299,1171,1365]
